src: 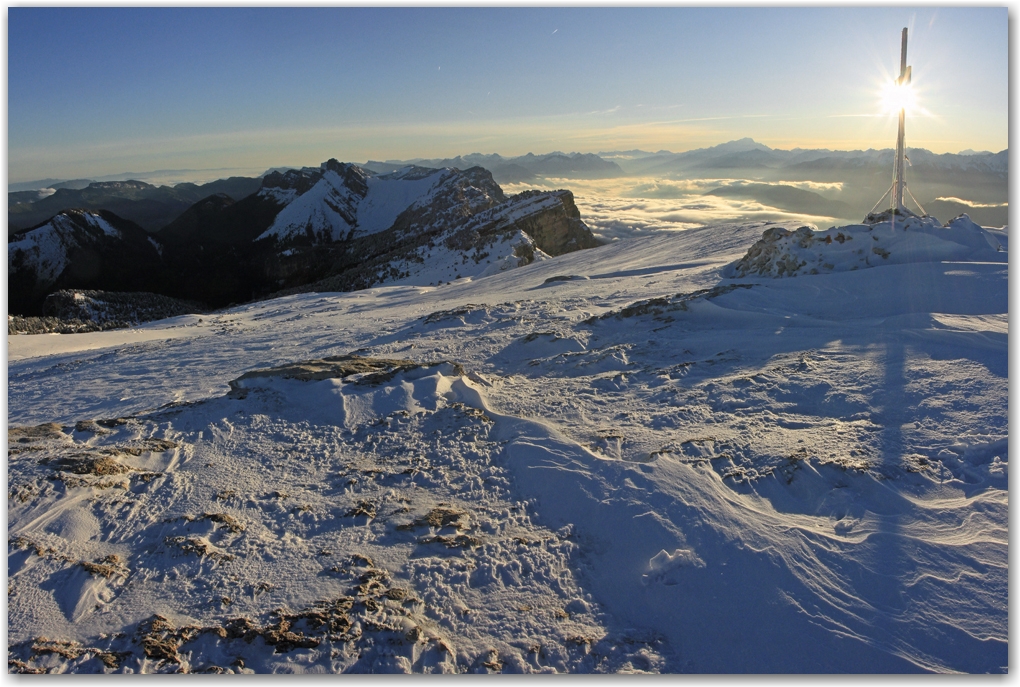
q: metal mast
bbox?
[892,27,911,213]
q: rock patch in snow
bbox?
[728,213,1006,278]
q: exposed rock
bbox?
[493,190,601,257]
[729,213,1005,278]
[586,284,753,323]
[276,186,600,297]
[228,355,425,394]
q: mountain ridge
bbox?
[9,161,602,316]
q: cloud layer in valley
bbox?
[504,177,857,242]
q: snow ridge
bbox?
[293,187,590,293]
[8,210,125,285]
[728,213,1006,278]
[256,163,503,245]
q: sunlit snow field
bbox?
[7,213,1007,673]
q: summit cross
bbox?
[892,27,912,214]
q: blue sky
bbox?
[8,7,1008,181]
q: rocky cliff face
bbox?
[387,166,507,241]
[485,190,601,257]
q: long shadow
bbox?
[586,261,714,280]
[866,333,909,643]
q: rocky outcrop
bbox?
[728,213,1006,279]
[272,187,600,296]
[730,225,817,277]
[262,164,506,247]
[490,190,601,257]
[387,166,507,241]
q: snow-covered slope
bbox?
[287,188,597,293]
[257,162,506,245]
[8,209,164,315]
[7,215,1007,673]
[257,163,368,243]
[9,210,124,286]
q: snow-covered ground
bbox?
[7,216,1007,673]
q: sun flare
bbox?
[880,80,916,115]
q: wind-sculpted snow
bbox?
[729,213,1006,278]
[8,218,1007,673]
[9,361,666,673]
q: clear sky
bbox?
[8,7,1008,181]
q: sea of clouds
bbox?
[503,177,855,242]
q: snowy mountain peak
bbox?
[8,209,163,313]
[257,162,508,246]
[286,184,597,294]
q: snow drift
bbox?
[7,214,1007,673]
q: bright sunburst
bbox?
[880,79,916,115]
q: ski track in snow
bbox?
[7,220,1007,673]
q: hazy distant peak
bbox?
[378,164,449,182]
[707,137,771,153]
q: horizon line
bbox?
[9,138,1007,186]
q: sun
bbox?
[880,79,916,115]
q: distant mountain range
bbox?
[362,140,1006,224]
[598,138,1007,175]
[600,139,1008,222]
[12,139,1006,225]
[363,152,624,183]
[9,177,263,233]
[9,161,600,316]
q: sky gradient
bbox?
[8,7,1009,182]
